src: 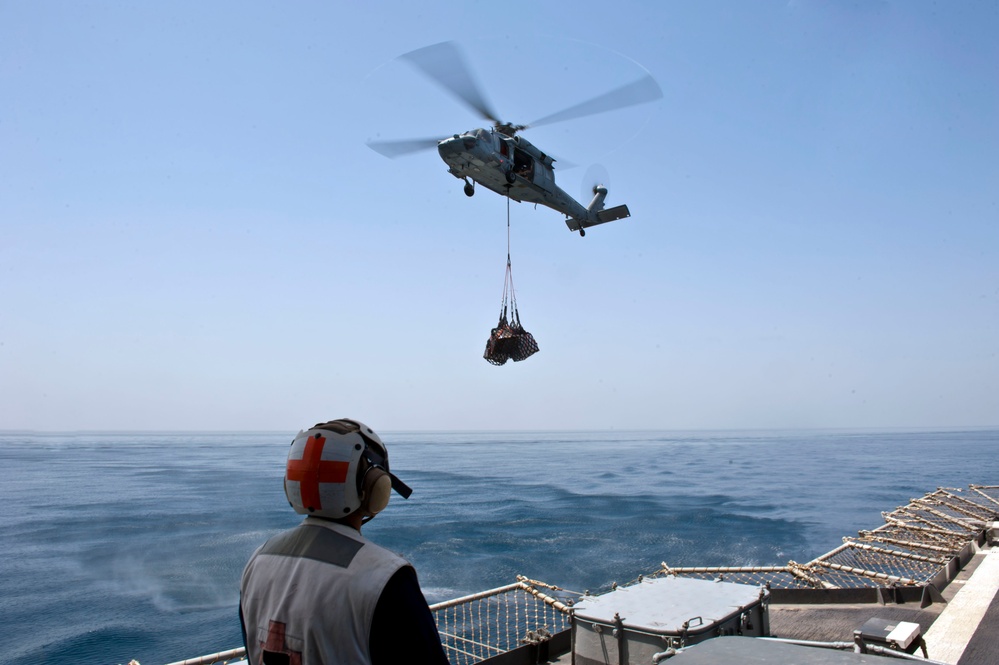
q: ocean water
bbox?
[2,428,997,665]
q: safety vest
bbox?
[241,517,410,665]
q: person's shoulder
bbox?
[359,536,410,568]
[245,523,299,562]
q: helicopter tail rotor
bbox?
[587,185,609,214]
[580,163,610,202]
[564,183,630,236]
[585,185,628,223]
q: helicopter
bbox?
[367,42,662,237]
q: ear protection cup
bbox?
[360,466,392,516]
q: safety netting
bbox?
[654,484,999,590]
[430,577,572,665]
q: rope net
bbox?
[430,580,572,665]
[483,193,539,366]
[652,484,999,591]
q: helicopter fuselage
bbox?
[368,42,661,234]
[437,128,629,234]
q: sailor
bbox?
[240,419,450,664]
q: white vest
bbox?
[241,518,409,665]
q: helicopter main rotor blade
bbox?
[400,42,501,125]
[526,73,663,129]
[367,137,442,158]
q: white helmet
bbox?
[284,419,412,521]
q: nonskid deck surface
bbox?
[957,579,999,665]
[928,548,999,664]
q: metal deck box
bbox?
[571,576,769,665]
[856,617,923,655]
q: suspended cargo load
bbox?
[484,195,539,365]
[484,310,539,366]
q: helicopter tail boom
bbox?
[564,185,631,233]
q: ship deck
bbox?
[546,550,998,663]
[173,486,999,665]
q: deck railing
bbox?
[430,577,574,665]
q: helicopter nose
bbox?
[437,135,465,158]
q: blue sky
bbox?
[2,1,996,431]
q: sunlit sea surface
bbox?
[2,428,997,665]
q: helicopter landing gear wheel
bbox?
[463,180,474,197]
[505,170,516,185]
[579,228,586,237]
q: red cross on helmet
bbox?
[284,419,412,521]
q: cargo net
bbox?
[483,289,539,367]
[483,198,538,365]
[430,577,573,665]
[649,484,999,591]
